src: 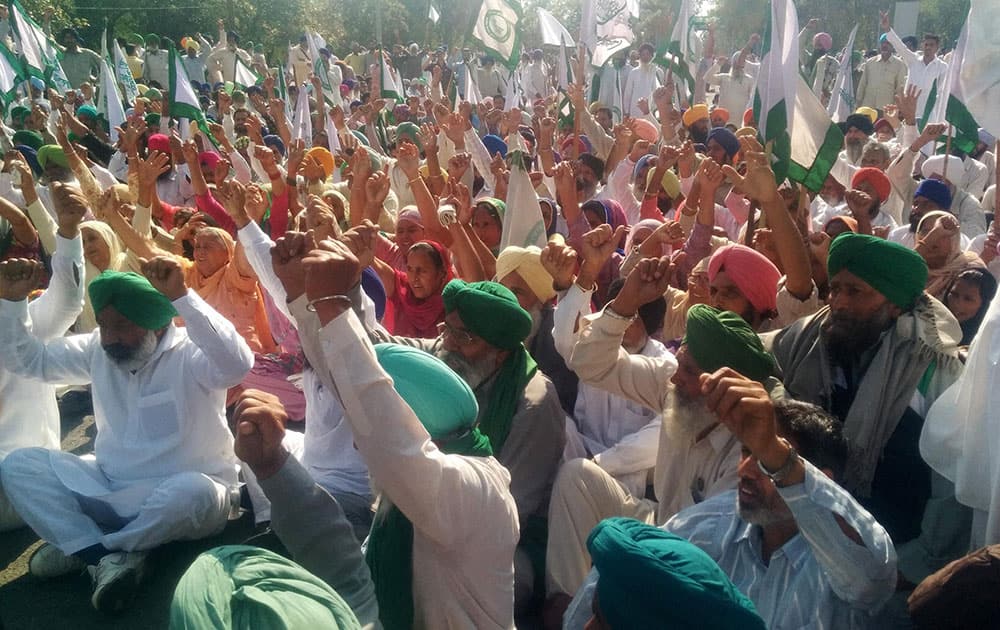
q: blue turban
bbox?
[588,518,766,630]
[263,134,286,157]
[361,266,386,322]
[482,134,507,159]
[915,179,953,210]
[707,127,740,159]
[15,145,41,176]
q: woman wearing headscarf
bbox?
[375,206,425,272]
[374,240,454,338]
[916,211,986,301]
[944,268,998,347]
[471,197,506,256]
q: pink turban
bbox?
[813,32,833,51]
[708,244,781,314]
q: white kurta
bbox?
[622,63,662,117]
[299,303,519,630]
[0,233,84,461]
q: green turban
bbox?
[145,33,161,46]
[476,197,506,224]
[145,88,163,101]
[374,343,480,440]
[827,233,928,310]
[12,130,43,151]
[76,104,99,120]
[442,280,530,350]
[169,545,361,630]
[145,112,162,127]
[588,517,766,630]
[88,271,178,330]
[683,304,776,382]
[394,121,421,150]
[126,33,145,47]
[37,145,69,170]
[10,105,30,123]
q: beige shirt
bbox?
[856,55,907,111]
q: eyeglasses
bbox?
[437,321,476,345]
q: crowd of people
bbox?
[0,2,999,628]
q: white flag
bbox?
[826,24,858,123]
[537,8,574,47]
[961,1,1000,140]
[293,83,313,147]
[0,42,22,107]
[656,0,699,102]
[234,57,259,90]
[500,132,547,251]
[113,39,138,106]
[503,69,520,111]
[98,58,125,141]
[462,63,482,106]
[429,4,440,24]
[378,50,404,102]
[581,0,634,68]
[471,0,522,70]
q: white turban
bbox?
[921,155,964,184]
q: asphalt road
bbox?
[0,391,255,630]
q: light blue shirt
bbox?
[565,460,897,629]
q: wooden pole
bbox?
[942,123,953,182]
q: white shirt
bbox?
[884,29,949,117]
[0,233,84,460]
[622,62,663,117]
[0,289,253,487]
[304,306,519,630]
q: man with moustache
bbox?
[767,232,966,587]
[563,379,897,630]
[840,113,876,167]
[544,252,780,605]
[0,256,253,612]
[369,276,564,614]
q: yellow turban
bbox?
[682,104,709,128]
[495,245,556,303]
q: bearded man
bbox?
[766,232,966,587]
[545,252,780,605]
[0,257,253,612]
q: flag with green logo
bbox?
[920,20,980,155]
[471,0,522,71]
[753,0,842,191]
[655,0,697,103]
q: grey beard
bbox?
[525,306,544,347]
[107,329,159,372]
[736,493,795,527]
[845,140,865,164]
[662,390,717,441]
[437,348,499,390]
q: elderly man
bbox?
[355,268,563,611]
[888,179,968,250]
[622,43,662,117]
[496,245,577,415]
[920,154,988,239]
[840,113,875,166]
[141,33,169,88]
[767,232,966,587]
[565,381,897,629]
[0,254,253,612]
[272,238,519,628]
[544,235,779,600]
[0,187,85,532]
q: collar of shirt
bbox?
[734,519,811,572]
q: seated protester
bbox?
[375,206,424,272]
[284,244,520,628]
[170,545,373,630]
[662,257,710,343]
[546,230,777,603]
[767,232,967,587]
[497,245,579,416]
[373,240,453,338]
[907,544,1000,630]
[922,288,1000,550]
[236,207,378,542]
[471,197,505,256]
[888,178,971,249]
[811,174,848,232]
[839,113,875,167]
[915,211,986,301]
[842,167,898,233]
[0,259,253,613]
[0,196,85,532]
[943,268,997,346]
[564,388,898,630]
[584,518,766,630]
[359,275,564,615]
[921,154,988,239]
[554,271,667,478]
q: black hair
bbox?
[923,33,941,45]
[605,278,667,337]
[773,400,849,481]
[945,268,998,345]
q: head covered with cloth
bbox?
[365,343,492,630]
[437,279,536,454]
[169,545,362,629]
[89,270,178,370]
[586,517,766,630]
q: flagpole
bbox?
[943,124,953,182]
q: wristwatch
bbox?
[757,438,798,485]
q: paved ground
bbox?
[0,391,255,629]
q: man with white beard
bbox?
[543,254,782,612]
[839,113,876,167]
[369,277,564,615]
[0,256,253,613]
